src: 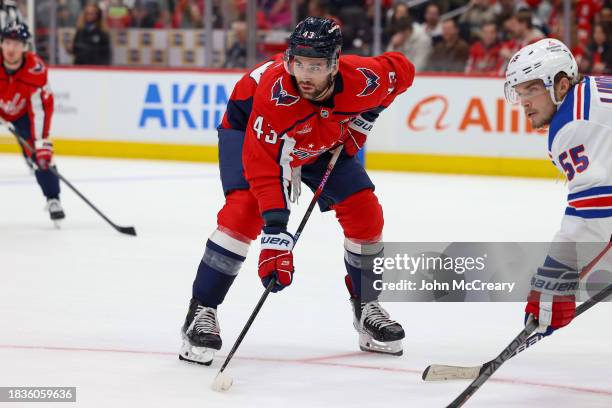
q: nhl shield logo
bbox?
[271,78,300,106]
[356,68,380,97]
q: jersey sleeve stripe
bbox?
[569,196,612,209]
[567,185,612,201]
[565,207,612,219]
[277,136,296,209]
[31,88,44,140]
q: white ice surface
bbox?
[1,154,611,408]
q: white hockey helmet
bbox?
[504,38,578,106]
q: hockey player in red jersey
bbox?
[180,17,415,365]
[0,22,62,225]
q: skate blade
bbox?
[179,340,215,366]
[53,220,62,229]
[359,333,403,356]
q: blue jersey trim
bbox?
[548,84,576,152]
[584,76,591,120]
[565,207,612,219]
[567,186,612,201]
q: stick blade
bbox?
[422,364,481,381]
[117,226,137,236]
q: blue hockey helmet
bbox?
[284,17,342,73]
[1,21,31,43]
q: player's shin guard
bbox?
[344,239,404,356]
[34,166,60,200]
[191,229,249,307]
[181,228,250,365]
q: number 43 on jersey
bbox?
[253,116,278,144]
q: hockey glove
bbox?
[34,139,53,170]
[344,114,372,157]
[524,266,578,336]
[258,226,295,292]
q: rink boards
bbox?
[0,67,558,178]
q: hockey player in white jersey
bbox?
[505,38,612,335]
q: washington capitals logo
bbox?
[29,61,45,75]
[357,68,380,97]
[271,78,300,106]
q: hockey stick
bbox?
[423,241,612,382]
[6,123,137,236]
[441,283,612,408]
[212,146,344,391]
[438,243,612,407]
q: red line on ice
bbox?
[1,344,611,397]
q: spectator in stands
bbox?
[465,22,504,75]
[57,1,79,28]
[583,23,612,74]
[426,18,469,72]
[384,1,409,43]
[260,0,292,29]
[307,0,340,24]
[338,2,373,56]
[421,3,443,44]
[387,16,431,71]
[531,0,553,32]
[492,0,527,20]
[224,20,247,68]
[500,10,544,62]
[131,0,167,28]
[106,0,132,29]
[171,0,222,28]
[459,0,497,42]
[71,3,112,65]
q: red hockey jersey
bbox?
[219,54,284,132]
[243,52,414,215]
[0,52,54,141]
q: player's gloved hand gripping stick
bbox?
[212,145,343,392]
[423,241,612,407]
[4,121,137,236]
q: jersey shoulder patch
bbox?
[356,67,380,97]
[270,77,300,106]
[253,68,312,134]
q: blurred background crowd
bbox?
[20,0,612,74]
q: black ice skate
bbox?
[351,298,404,356]
[46,198,65,228]
[179,298,222,366]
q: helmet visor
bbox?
[504,79,550,105]
[283,51,336,76]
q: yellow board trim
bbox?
[0,136,559,179]
[0,136,218,163]
[366,151,559,179]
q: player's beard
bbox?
[299,76,333,101]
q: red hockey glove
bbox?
[258,226,295,292]
[344,115,373,157]
[34,139,53,170]
[524,266,578,336]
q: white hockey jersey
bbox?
[546,75,612,269]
